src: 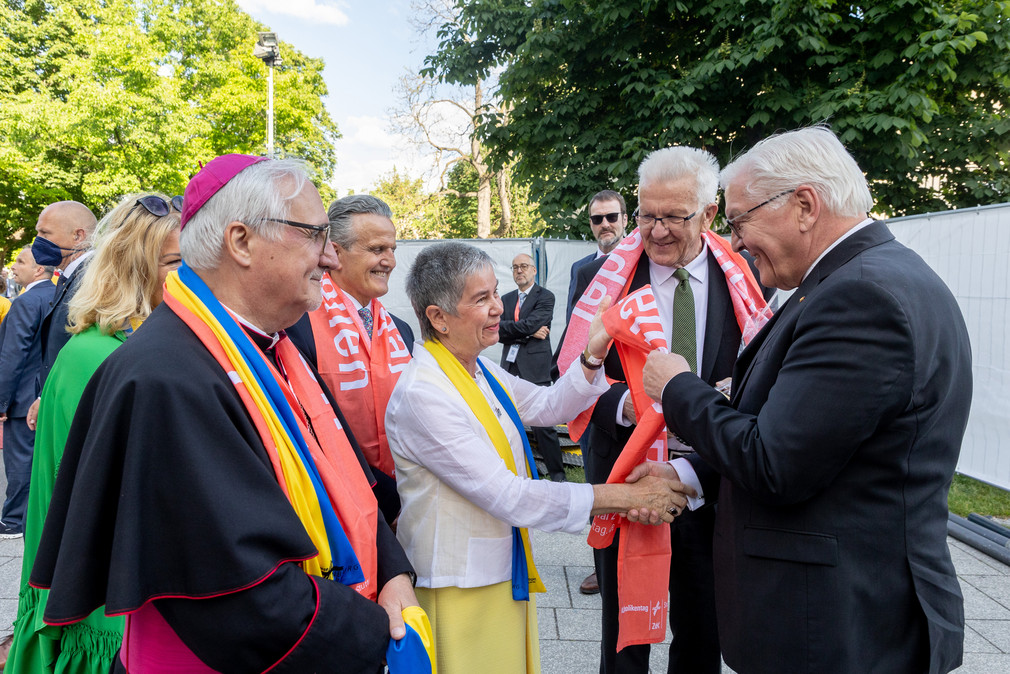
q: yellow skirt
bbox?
[416,581,541,674]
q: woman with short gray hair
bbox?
[386,241,691,673]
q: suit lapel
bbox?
[51,274,71,308]
[701,252,729,383]
[630,256,651,292]
[503,290,518,319]
[520,285,538,318]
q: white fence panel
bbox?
[890,204,1010,490]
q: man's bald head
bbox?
[511,252,536,292]
[35,201,96,270]
[41,201,97,235]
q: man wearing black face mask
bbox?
[26,201,97,431]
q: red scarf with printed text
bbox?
[309,273,412,477]
[558,229,770,440]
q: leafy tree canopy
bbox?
[425,0,1010,237]
[370,164,547,240]
[370,167,442,239]
[0,0,339,254]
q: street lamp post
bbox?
[253,32,282,158]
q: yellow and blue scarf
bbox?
[165,263,363,584]
[423,339,546,600]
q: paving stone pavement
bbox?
[0,465,1007,672]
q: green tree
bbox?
[370,168,442,239]
[441,161,546,238]
[0,0,339,250]
[426,0,1010,236]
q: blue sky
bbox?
[236,0,440,195]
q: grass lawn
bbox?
[948,473,1010,519]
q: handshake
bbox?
[589,461,695,524]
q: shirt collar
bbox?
[63,249,94,279]
[24,279,50,291]
[224,305,281,350]
[346,293,365,312]
[802,218,874,282]
[648,238,709,286]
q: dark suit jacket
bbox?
[566,251,598,321]
[569,251,741,484]
[663,222,971,674]
[39,258,89,393]
[499,284,555,385]
[0,281,57,416]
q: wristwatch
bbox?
[580,349,604,370]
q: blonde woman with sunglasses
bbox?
[4,193,181,674]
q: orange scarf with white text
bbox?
[309,273,412,477]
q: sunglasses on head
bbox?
[590,212,622,226]
[134,195,184,217]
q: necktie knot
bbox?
[358,306,373,339]
[674,267,690,284]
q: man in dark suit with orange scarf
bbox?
[565,146,768,674]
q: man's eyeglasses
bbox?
[133,195,184,217]
[590,212,623,226]
[265,218,331,251]
[725,189,795,238]
[633,208,697,229]
[512,263,532,272]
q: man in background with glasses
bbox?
[566,146,768,674]
[25,200,97,431]
[0,249,54,539]
[499,253,567,482]
[565,189,627,595]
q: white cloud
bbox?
[331,115,432,195]
[236,0,350,27]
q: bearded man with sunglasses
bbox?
[566,190,628,322]
[31,155,419,673]
[25,200,96,431]
[564,147,768,674]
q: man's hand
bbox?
[26,398,40,431]
[643,351,692,401]
[0,413,6,423]
[532,326,550,340]
[624,461,694,524]
[377,572,420,641]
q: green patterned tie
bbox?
[670,268,697,374]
